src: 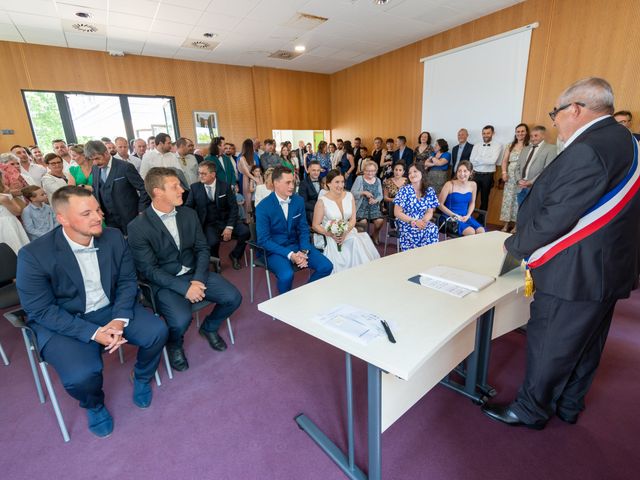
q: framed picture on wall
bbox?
[193,111,219,145]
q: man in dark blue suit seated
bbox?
[255,166,332,294]
[184,161,250,271]
[16,186,168,438]
[127,168,242,372]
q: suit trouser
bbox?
[40,304,168,410]
[155,273,242,347]
[474,172,494,214]
[516,188,530,206]
[204,222,250,260]
[267,249,333,294]
[511,291,617,424]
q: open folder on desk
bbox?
[412,265,495,298]
[313,305,388,345]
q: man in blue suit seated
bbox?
[16,186,168,438]
[255,165,333,294]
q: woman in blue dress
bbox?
[340,140,356,190]
[393,163,439,251]
[437,160,485,236]
[313,141,333,178]
[424,138,451,195]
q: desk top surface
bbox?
[258,231,525,380]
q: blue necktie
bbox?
[75,247,99,254]
[100,168,108,183]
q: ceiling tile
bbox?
[307,45,339,58]
[0,23,23,41]
[17,26,67,46]
[107,26,149,41]
[146,32,185,47]
[150,19,193,37]
[0,0,59,18]
[65,32,107,50]
[331,49,365,60]
[0,11,12,23]
[141,44,179,57]
[164,0,211,10]
[174,47,213,60]
[107,38,145,54]
[195,11,244,31]
[205,0,261,18]
[108,12,153,30]
[56,4,109,24]
[9,12,61,29]
[109,0,159,18]
[155,4,202,24]
[57,0,108,10]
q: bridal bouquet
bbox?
[326,219,349,252]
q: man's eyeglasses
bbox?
[48,161,63,165]
[549,102,585,121]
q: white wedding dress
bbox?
[319,192,380,273]
[0,195,29,254]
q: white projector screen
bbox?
[421,27,533,148]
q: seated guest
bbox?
[0,153,31,194]
[380,138,395,179]
[88,140,149,236]
[383,161,408,203]
[394,163,439,251]
[127,168,242,372]
[12,145,46,186]
[351,160,384,244]
[451,128,474,177]
[516,125,557,205]
[424,138,452,194]
[16,186,168,437]
[256,166,332,294]
[392,135,414,168]
[298,161,322,225]
[414,131,433,167]
[185,161,250,270]
[260,138,280,171]
[0,171,28,253]
[254,167,274,207]
[67,144,94,191]
[114,136,142,172]
[41,153,69,202]
[20,185,58,240]
[29,145,46,168]
[312,170,379,273]
[437,161,484,236]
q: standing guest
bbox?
[20,185,58,240]
[482,78,640,429]
[312,169,379,273]
[371,137,385,176]
[333,139,345,171]
[254,167,274,207]
[298,161,322,225]
[127,168,242,372]
[340,140,356,190]
[175,137,199,186]
[383,161,408,204]
[355,146,370,176]
[67,144,94,191]
[185,162,250,270]
[301,143,314,178]
[0,153,31,195]
[260,139,281,172]
[29,145,46,167]
[613,110,640,140]
[294,140,306,167]
[88,141,149,235]
[424,139,452,194]
[16,186,168,437]
[237,139,260,220]
[253,138,264,157]
[0,171,28,253]
[102,138,117,157]
[52,139,77,174]
[115,137,142,172]
[393,163,439,251]
[249,165,263,210]
[499,123,529,233]
[437,160,484,236]
[140,133,184,180]
[469,125,503,222]
[147,136,156,151]
[329,142,338,169]
[279,144,297,176]
[353,137,363,164]
[255,166,333,294]
[516,126,557,205]
[12,145,46,186]
[131,138,147,162]
[414,131,433,167]
[451,128,474,177]
[351,160,384,244]
[380,138,395,179]
[226,143,238,162]
[393,136,414,168]
[186,138,204,164]
[41,153,69,202]
[314,141,332,178]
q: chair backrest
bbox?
[0,243,18,285]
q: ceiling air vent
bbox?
[283,12,328,31]
[268,50,303,60]
[181,38,219,51]
[71,23,99,33]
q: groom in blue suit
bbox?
[16,186,168,438]
[256,166,332,293]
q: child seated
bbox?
[20,185,58,240]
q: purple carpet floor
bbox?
[1,240,639,480]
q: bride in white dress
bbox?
[312,169,380,273]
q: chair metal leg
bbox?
[39,362,70,442]
[383,232,388,256]
[162,346,173,380]
[154,370,162,387]
[118,347,124,364]
[266,270,273,299]
[250,250,255,303]
[0,340,8,366]
[22,329,45,403]
[226,318,235,345]
[244,251,248,268]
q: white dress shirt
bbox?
[469,141,503,173]
[177,153,199,185]
[115,153,142,172]
[62,157,78,175]
[140,149,184,179]
[563,115,611,149]
[275,192,290,219]
[151,204,190,276]
[22,162,46,186]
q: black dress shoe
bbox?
[167,347,189,371]
[481,403,545,430]
[556,411,578,424]
[228,254,241,270]
[199,328,227,351]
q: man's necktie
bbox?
[522,145,538,179]
[206,184,214,201]
[100,168,108,183]
[75,247,99,254]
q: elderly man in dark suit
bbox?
[482,78,640,429]
[16,186,168,438]
[298,160,322,225]
[87,140,149,235]
[127,168,241,372]
[450,128,474,177]
[185,161,250,270]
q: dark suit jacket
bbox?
[298,177,321,224]
[16,227,138,349]
[392,147,414,167]
[255,192,312,258]
[505,117,640,301]
[92,158,149,234]
[127,206,210,296]
[451,142,474,175]
[184,179,238,230]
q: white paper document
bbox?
[419,275,472,298]
[420,265,495,292]
[313,305,390,345]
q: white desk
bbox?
[258,231,531,480]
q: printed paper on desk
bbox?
[419,275,472,298]
[314,304,388,345]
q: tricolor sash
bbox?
[527,136,640,270]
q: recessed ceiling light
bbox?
[75,12,92,18]
[203,32,217,38]
[294,45,306,52]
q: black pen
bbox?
[380,319,396,344]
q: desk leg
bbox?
[476,308,497,398]
[367,363,382,480]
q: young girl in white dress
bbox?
[311,169,379,273]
